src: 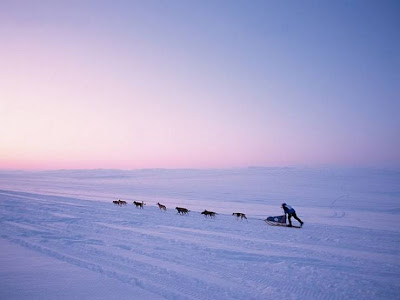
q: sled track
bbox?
[1,222,342,300]
[1,190,399,299]
[1,232,227,300]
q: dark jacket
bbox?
[282,204,295,214]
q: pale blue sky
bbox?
[0,0,399,169]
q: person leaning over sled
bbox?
[282,203,304,227]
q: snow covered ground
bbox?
[0,168,399,299]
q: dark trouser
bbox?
[288,212,302,226]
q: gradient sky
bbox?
[1,0,399,170]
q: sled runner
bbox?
[264,215,302,228]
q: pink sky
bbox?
[1,1,399,170]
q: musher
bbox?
[282,203,304,227]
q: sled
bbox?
[264,215,302,228]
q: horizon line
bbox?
[1,165,399,173]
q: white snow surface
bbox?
[0,167,399,299]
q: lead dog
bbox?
[113,200,126,206]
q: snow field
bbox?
[0,168,399,299]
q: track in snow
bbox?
[0,189,399,299]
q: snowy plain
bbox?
[0,167,399,299]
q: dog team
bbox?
[113,199,247,220]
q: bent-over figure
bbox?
[282,203,303,227]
